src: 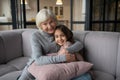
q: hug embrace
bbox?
[18,9,93,80]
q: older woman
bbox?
[18,9,92,80]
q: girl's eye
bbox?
[55,36,58,39]
[55,35,58,38]
[61,34,65,37]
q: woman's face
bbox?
[54,29,67,46]
[40,17,57,34]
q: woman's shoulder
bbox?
[32,30,42,36]
[32,30,41,34]
[31,30,43,39]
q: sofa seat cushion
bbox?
[0,71,21,80]
[0,57,29,77]
[7,57,29,70]
[0,65,17,76]
[93,70,115,80]
[116,77,120,80]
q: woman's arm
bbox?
[66,40,83,53]
[30,32,66,66]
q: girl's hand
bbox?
[58,48,69,55]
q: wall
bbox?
[1,0,11,21]
[73,0,85,31]
[26,0,70,28]
[0,0,85,31]
[26,0,37,21]
[0,0,12,31]
[0,0,1,16]
[26,0,70,19]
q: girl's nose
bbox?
[58,37,62,40]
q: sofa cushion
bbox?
[73,31,88,43]
[22,30,37,57]
[7,57,29,70]
[116,77,120,80]
[93,70,115,80]
[0,71,21,80]
[0,64,17,76]
[84,32,119,75]
[0,36,5,64]
[0,30,23,62]
[116,36,120,79]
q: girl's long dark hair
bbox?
[55,25,74,43]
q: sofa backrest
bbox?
[0,30,23,64]
[22,29,37,57]
[0,35,5,64]
[73,31,120,77]
[116,37,120,80]
[1,29,120,79]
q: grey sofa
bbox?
[0,29,120,80]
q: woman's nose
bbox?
[47,23,51,28]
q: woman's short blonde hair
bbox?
[36,9,57,28]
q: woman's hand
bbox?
[65,54,76,62]
[58,48,77,62]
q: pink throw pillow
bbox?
[28,61,93,80]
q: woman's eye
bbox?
[50,20,55,24]
[43,23,47,25]
[50,21,53,24]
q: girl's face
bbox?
[40,17,57,34]
[54,29,67,46]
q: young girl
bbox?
[47,24,84,61]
